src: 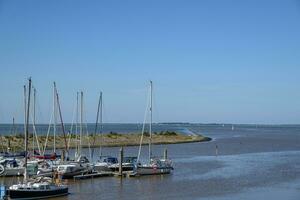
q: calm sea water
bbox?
[0,123,189,136]
[0,124,300,200]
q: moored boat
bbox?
[7,179,68,200]
[134,81,174,176]
[135,158,173,175]
[0,158,24,177]
[7,78,69,199]
[94,156,118,172]
[109,156,137,172]
[57,156,92,179]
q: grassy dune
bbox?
[0,131,211,151]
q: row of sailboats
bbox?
[93,81,174,176]
[7,78,69,200]
[56,90,94,179]
[1,78,173,199]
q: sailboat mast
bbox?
[24,78,32,182]
[12,117,15,152]
[149,81,153,162]
[23,85,27,139]
[53,83,57,153]
[75,92,79,158]
[54,82,69,156]
[100,92,103,156]
[80,91,83,156]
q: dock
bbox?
[73,172,114,180]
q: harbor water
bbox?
[0,124,300,199]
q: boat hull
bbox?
[93,164,112,172]
[7,187,68,200]
[59,170,87,179]
[109,163,134,172]
[0,168,24,177]
[109,165,133,172]
[136,166,172,175]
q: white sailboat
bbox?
[92,92,123,172]
[0,117,25,177]
[109,156,137,172]
[93,92,115,172]
[0,158,24,177]
[0,86,30,177]
[56,91,92,178]
[7,78,69,199]
[134,81,173,176]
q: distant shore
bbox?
[0,131,211,152]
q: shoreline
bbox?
[0,132,212,151]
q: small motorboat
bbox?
[56,156,92,179]
[27,160,55,177]
[93,156,118,172]
[109,156,137,172]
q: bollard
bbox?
[164,148,168,160]
[61,150,65,162]
[119,147,123,177]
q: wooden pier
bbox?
[73,172,114,180]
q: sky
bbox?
[0,0,300,124]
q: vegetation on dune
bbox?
[0,131,211,152]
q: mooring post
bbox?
[119,147,123,176]
[61,150,65,162]
[7,138,11,153]
[164,148,168,160]
[215,145,218,157]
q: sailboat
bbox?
[0,118,25,177]
[133,81,173,176]
[92,92,118,172]
[56,91,92,179]
[93,92,114,172]
[109,156,137,172]
[7,78,69,199]
[0,158,24,177]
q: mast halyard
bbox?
[149,80,153,163]
[24,78,32,183]
[33,87,36,155]
[93,91,102,159]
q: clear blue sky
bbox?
[0,0,300,124]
